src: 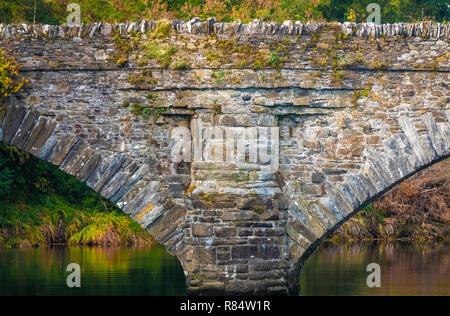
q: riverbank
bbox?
[0,197,155,248]
[331,159,449,242]
[0,144,154,248]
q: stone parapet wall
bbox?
[1,20,450,40]
[2,22,449,74]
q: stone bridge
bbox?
[1,20,449,295]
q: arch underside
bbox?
[287,112,450,274]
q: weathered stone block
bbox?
[293,97,310,106]
[2,107,26,144]
[192,247,216,263]
[232,245,258,259]
[215,227,237,238]
[216,251,231,261]
[237,197,264,210]
[311,172,324,184]
[259,245,281,259]
[192,224,213,237]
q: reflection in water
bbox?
[0,242,448,296]
[299,241,450,296]
[0,246,186,296]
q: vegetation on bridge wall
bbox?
[0,48,27,105]
[0,0,448,25]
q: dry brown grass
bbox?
[333,158,449,241]
[375,159,450,227]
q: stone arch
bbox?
[0,106,187,257]
[286,112,450,292]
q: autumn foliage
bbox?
[0,48,27,105]
[1,0,449,25]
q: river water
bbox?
[299,241,449,296]
[0,242,448,296]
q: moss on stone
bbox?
[351,85,372,107]
[235,171,250,183]
[212,100,222,115]
[211,70,231,84]
[252,51,286,70]
[331,70,346,86]
[128,70,158,85]
[146,92,158,100]
[171,59,190,70]
[142,41,178,68]
[361,85,372,97]
[371,58,388,70]
[252,205,265,214]
[111,30,132,67]
[130,93,168,120]
[150,20,173,39]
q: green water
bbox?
[0,242,448,296]
[299,241,449,296]
[0,246,186,296]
